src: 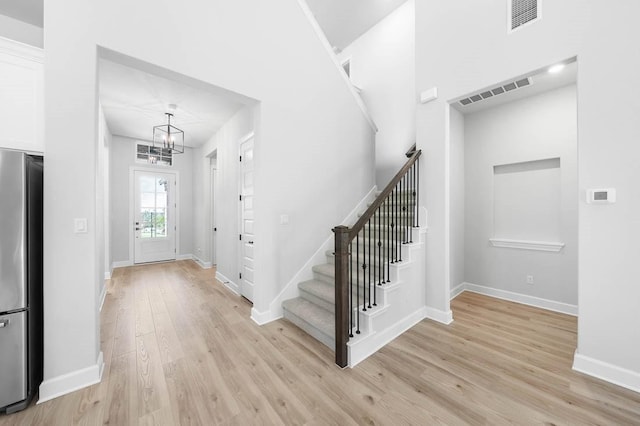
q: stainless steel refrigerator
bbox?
[0,150,43,414]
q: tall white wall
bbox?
[416,1,640,391]
[109,136,194,264]
[0,14,43,48]
[43,0,374,398]
[337,0,415,187]
[464,85,577,305]
[192,106,255,280]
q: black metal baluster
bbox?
[410,164,415,241]
[362,229,367,313]
[368,219,372,309]
[397,181,402,260]
[374,210,379,305]
[349,241,353,337]
[417,158,420,227]
[356,234,360,334]
[373,203,382,286]
[400,176,407,243]
[412,162,417,228]
[405,173,409,243]
[396,182,401,262]
[390,188,395,264]
[385,191,393,283]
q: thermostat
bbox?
[587,188,616,204]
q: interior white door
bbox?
[134,170,176,264]
[239,135,255,302]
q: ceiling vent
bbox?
[510,0,539,31]
[458,77,532,107]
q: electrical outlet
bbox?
[526,275,534,285]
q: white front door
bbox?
[239,135,255,302]
[134,170,176,264]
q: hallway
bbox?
[2,260,638,424]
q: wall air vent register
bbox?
[458,77,531,107]
[510,0,540,31]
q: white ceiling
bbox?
[306,0,409,50]
[452,61,578,115]
[1,0,408,50]
[99,59,245,148]
[0,0,43,27]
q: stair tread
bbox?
[299,279,334,304]
[313,263,344,280]
[282,297,334,338]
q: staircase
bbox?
[282,148,425,367]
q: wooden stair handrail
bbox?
[348,150,421,241]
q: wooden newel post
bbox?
[333,225,350,368]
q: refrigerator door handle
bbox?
[0,319,8,328]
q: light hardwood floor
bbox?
[1,260,639,425]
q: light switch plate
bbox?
[280,214,290,225]
[74,218,88,233]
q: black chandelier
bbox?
[153,111,184,154]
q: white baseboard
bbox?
[450,282,465,300]
[193,255,212,269]
[104,271,111,280]
[99,285,107,312]
[348,307,427,367]
[463,282,578,316]
[424,306,454,325]
[573,351,640,394]
[112,260,133,269]
[251,307,281,326]
[216,271,240,295]
[176,254,193,261]
[38,351,104,404]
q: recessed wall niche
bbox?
[492,157,561,244]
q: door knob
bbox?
[248,241,254,244]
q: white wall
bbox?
[193,106,255,283]
[43,0,374,398]
[416,1,640,391]
[97,105,112,305]
[109,136,194,264]
[449,108,465,292]
[464,85,577,305]
[0,14,43,48]
[337,0,414,187]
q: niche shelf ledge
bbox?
[489,238,565,252]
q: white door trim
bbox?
[129,166,180,264]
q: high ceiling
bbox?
[0,0,409,50]
[0,0,43,27]
[98,59,245,148]
[2,0,408,146]
[306,0,409,50]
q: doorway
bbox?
[239,132,255,302]
[133,169,177,264]
[448,59,578,315]
[210,162,217,266]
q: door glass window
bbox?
[140,176,168,238]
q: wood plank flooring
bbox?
[1,260,639,425]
